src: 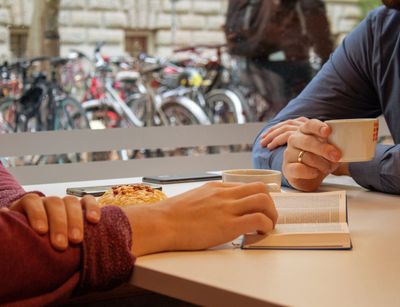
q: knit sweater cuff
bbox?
[78,206,135,292]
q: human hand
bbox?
[282,119,342,191]
[5,194,101,250]
[123,182,278,257]
[260,117,308,150]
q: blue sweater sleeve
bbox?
[253,8,400,194]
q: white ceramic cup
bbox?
[325,118,379,162]
[222,169,282,192]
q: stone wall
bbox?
[0,0,368,60]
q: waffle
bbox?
[98,184,167,207]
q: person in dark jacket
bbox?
[254,2,400,194]
[226,0,334,118]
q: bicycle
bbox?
[0,57,90,164]
[173,44,249,125]
[72,44,209,159]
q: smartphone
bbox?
[66,183,162,197]
[142,173,222,184]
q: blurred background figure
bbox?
[225,0,334,119]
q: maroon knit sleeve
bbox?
[0,207,135,306]
[0,211,81,306]
[78,205,135,293]
[0,165,135,303]
[0,165,44,208]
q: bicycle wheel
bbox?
[56,97,90,130]
[160,95,211,126]
[0,98,16,133]
[48,97,90,164]
[126,93,147,126]
[205,89,248,124]
[160,100,209,157]
[82,99,129,161]
[161,102,201,126]
[82,99,126,129]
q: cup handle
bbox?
[266,183,280,192]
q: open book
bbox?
[242,191,351,250]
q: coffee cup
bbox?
[222,169,282,192]
[325,118,378,162]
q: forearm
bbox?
[0,206,134,305]
[0,211,81,305]
[124,204,172,257]
[349,144,400,194]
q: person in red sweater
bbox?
[0,164,277,306]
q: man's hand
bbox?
[5,194,101,250]
[124,182,278,257]
[260,117,308,150]
[282,119,342,191]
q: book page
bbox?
[272,222,349,235]
[270,191,346,224]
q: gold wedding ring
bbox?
[297,150,305,163]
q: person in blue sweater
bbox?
[253,1,400,194]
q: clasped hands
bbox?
[260,117,350,192]
[1,194,101,250]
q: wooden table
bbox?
[25,176,400,307]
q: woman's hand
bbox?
[260,117,308,150]
[124,182,278,257]
[4,194,101,250]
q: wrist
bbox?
[123,203,175,257]
[332,163,350,176]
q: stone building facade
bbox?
[0,0,365,60]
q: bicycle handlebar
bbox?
[68,49,90,60]
[50,57,69,67]
[30,56,52,64]
[173,44,227,53]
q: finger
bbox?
[286,150,335,174]
[288,133,341,162]
[226,182,269,199]
[266,131,294,150]
[283,162,320,180]
[81,195,101,223]
[234,213,274,235]
[261,125,299,148]
[232,193,278,226]
[0,207,10,212]
[261,123,288,140]
[205,181,242,188]
[260,118,303,141]
[261,117,308,138]
[219,182,243,187]
[43,197,68,251]
[11,194,48,234]
[63,196,84,244]
[297,116,308,123]
[300,119,331,138]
